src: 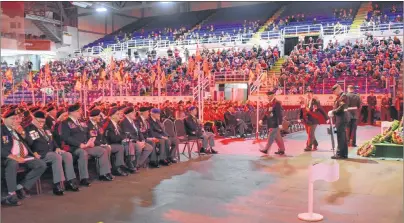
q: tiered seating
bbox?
[267,2,361,33]
[276,36,402,94]
[367,2,403,23]
[186,3,281,42]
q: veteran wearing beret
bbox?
[60,103,113,186]
[88,108,128,176]
[24,110,80,196]
[1,108,47,206]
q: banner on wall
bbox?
[18,40,52,51]
[100,96,194,103]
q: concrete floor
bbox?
[1,125,403,223]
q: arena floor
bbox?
[1,125,403,223]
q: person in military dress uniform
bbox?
[184,106,218,154]
[135,106,161,168]
[346,85,361,147]
[24,110,79,196]
[328,84,349,159]
[148,108,178,165]
[120,106,153,170]
[60,103,113,186]
[45,105,57,129]
[258,91,286,155]
[88,108,128,176]
[1,108,47,206]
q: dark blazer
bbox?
[120,117,144,142]
[87,120,107,146]
[346,92,361,120]
[148,117,168,139]
[60,117,89,152]
[333,92,349,127]
[262,99,283,128]
[104,119,125,144]
[45,115,56,130]
[24,124,58,157]
[135,116,151,138]
[184,115,202,137]
[1,124,35,159]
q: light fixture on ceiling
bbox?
[96,7,107,12]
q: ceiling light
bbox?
[96,7,107,12]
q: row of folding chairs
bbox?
[162,119,202,160]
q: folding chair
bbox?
[163,119,181,161]
[174,119,201,159]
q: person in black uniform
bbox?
[24,110,80,195]
[120,106,153,170]
[258,91,286,155]
[346,85,361,147]
[328,84,349,159]
[367,90,377,125]
[135,106,161,168]
[88,108,128,176]
[148,108,177,165]
[300,90,328,151]
[1,108,47,206]
[184,106,218,154]
[103,106,135,174]
[60,103,113,186]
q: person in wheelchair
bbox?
[184,107,218,154]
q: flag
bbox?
[5,68,13,82]
[21,80,28,88]
[188,57,195,74]
[161,71,166,86]
[193,64,200,80]
[310,160,339,183]
[82,70,87,83]
[28,71,33,84]
[114,71,122,83]
[151,70,156,83]
[195,44,202,62]
[203,59,209,74]
[74,80,81,91]
[87,79,93,90]
[157,60,161,74]
[110,56,115,70]
[100,68,106,80]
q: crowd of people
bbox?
[362,3,403,31]
[276,35,402,94]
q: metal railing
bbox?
[282,24,323,36]
[214,71,250,83]
[359,22,404,33]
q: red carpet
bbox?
[219,138,246,145]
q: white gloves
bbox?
[328,110,334,117]
[258,120,263,126]
[297,119,301,123]
[278,125,283,129]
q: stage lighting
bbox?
[96,7,107,12]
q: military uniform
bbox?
[120,113,153,169]
[380,96,391,121]
[88,117,127,175]
[1,109,47,206]
[60,104,112,183]
[346,92,361,146]
[135,113,160,167]
[331,92,349,158]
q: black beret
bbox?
[90,108,101,117]
[332,84,340,91]
[108,107,119,116]
[123,107,134,115]
[188,106,197,111]
[56,109,66,118]
[178,100,184,104]
[46,106,55,112]
[2,108,22,119]
[33,110,46,119]
[68,103,81,112]
[117,105,126,111]
[306,89,314,93]
[111,103,117,107]
[88,104,96,111]
[29,106,41,113]
[267,91,275,95]
[139,106,151,112]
